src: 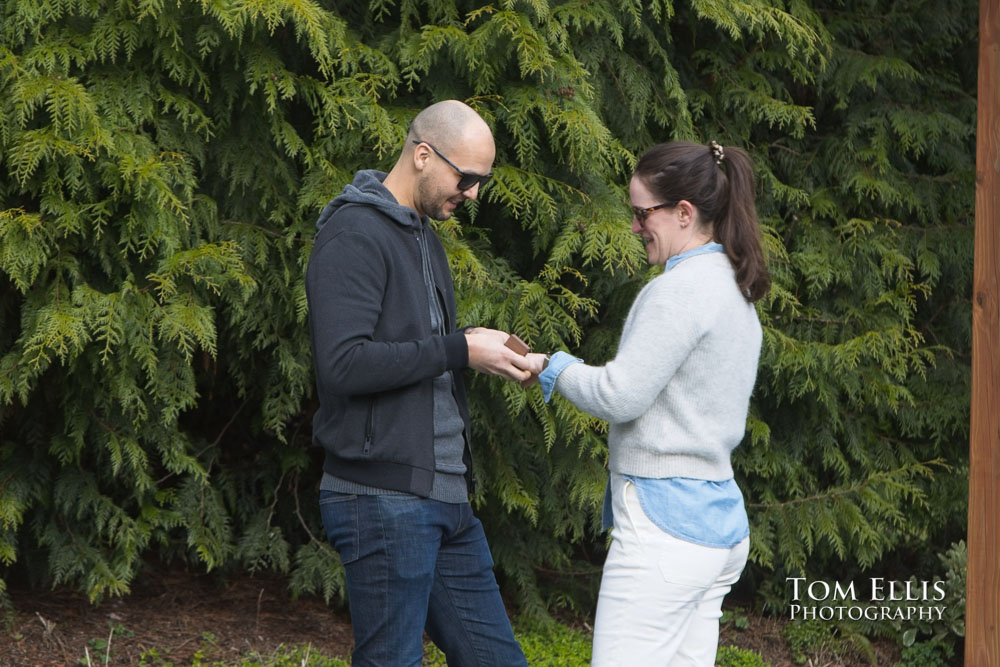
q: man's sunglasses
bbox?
[412,140,493,191]
[631,201,676,223]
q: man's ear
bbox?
[412,142,431,172]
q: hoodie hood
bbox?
[316,169,424,232]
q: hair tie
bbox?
[710,140,725,166]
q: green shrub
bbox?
[818,541,968,660]
[0,0,976,625]
[721,608,752,631]
[424,624,592,666]
[898,542,966,650]
[782,619,841,665]
[895,640,953,667]
[716,644,770,667]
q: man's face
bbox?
[413,133,495,220]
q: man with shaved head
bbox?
[306,100,529,665]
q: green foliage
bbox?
[138,641,350,667]
[859,541,966,660]
[136,627,590,666]
[781,614,879,666]
[0,0,976,631]
[716,645,770,667]
[139,625,586,666]
[722,608,752,631]
[895,640,953,667]
[901,541,966,650]
[782,619,842,665]
[424,623,592,665]
[80,622,134,666]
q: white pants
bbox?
[591,473,750,666]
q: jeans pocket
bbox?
[318,491,360,564]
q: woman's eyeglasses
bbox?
[631,201,676,223]
[412,140,493,191]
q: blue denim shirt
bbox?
[601,476,749,548]
[540,242,749,548]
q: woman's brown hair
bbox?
[634,141,770,302]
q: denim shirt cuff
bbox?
[539,351,582,402]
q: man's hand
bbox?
[465,330,533,382]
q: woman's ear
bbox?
[676,199,695,224]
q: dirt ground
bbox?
[0,566,902,666]
[1,567,355,666]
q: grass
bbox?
[127,623,779,666]
[137,642,350,666]
[424,623,593,665]
[131,624,593,666]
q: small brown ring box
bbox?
[504,334,531,356]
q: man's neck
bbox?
[382,166,416,212]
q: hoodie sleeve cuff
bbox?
[443,331,469,370]
[539,351,582,402]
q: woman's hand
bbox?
[519,353,550,387]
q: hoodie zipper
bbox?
[415,228,446,335]
[363,399,374,455]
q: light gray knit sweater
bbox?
[554,252,762,481]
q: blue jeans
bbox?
[319,490,527,667]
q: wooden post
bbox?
[968,0,1000,663]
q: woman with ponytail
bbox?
[526,141,770,665]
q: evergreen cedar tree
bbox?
[0,0,976,636]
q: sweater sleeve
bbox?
[306,227,468,397]
[553,271,709,423]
